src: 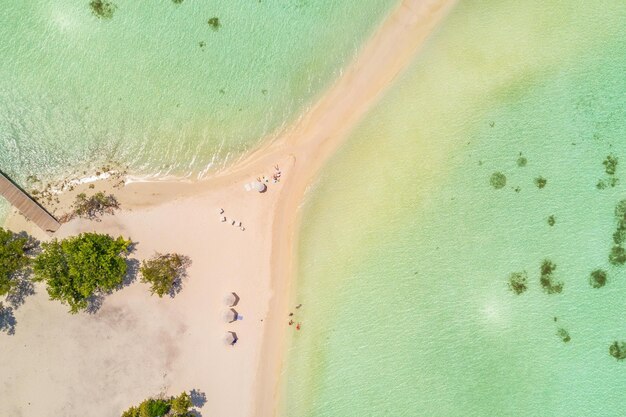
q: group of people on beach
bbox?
[219,208,245,231]
[259,164,282,185]
[288,303,303,331]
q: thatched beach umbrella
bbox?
[225,292,240,307]
[224,308,239,323]
[226,331,238,346]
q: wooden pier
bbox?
[0,172,60,233]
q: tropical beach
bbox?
[0,0,453,415]
[2,0,626,416]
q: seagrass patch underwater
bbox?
[282,0,626,416]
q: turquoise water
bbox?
[283,1,626,416]
[0,0,396,217]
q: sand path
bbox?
[1,0,454,416]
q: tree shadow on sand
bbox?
[121,258,140,288]
[0,230,40,333]
[6,272,35,309]
[168,255,192,299]
[0,302,16,335]
[190,389,207,408]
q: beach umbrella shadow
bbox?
[226,292,240,307]
[224,308,239,323]
[189,389,207,408]
[225,331,238,346]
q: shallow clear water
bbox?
[0,0,396,218]
[283,1,626,416]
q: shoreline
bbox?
[1,0,455,415]
[253,0,455,415]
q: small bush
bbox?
[547,215,556,227]
[121,392,194,417]
[140,253,190,297]
[489,172,506,189]
[517,155,527,167]
[73,192,119,220]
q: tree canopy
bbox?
[140,253,190,298]
[33,233,131,313]
[73,192,119,220]
[0,228,32,297]
[121,392,194,417]
[603,154,618,176]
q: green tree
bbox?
[140,253,190,298]
[121,406,139,417]
[0,228,31,296]
[170,391,193,415]
[33,233,131,313]
[120,392,194,417]
[73,192,119,219]
[139,398,170,417]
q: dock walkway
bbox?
[0,172,60,232]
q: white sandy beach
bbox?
[0,0,454,415]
